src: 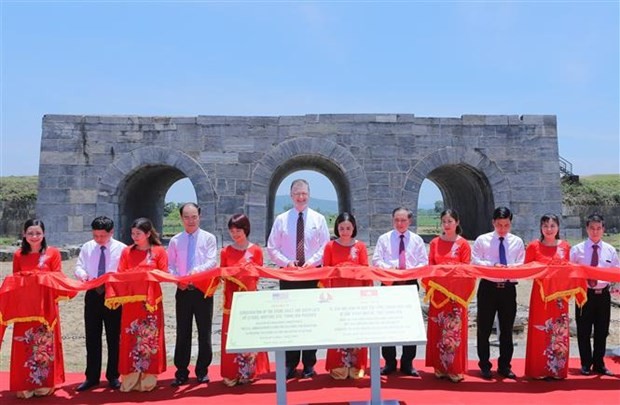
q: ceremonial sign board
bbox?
[226,285,426,352]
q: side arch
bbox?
[96,146,215,243]
[248,137,369,242]
[403,147,512,239]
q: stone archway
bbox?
[38,114,561,244]
[97,146,215,244]
[403,147,511,239]
[248,137,369,242]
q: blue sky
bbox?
[1,1,618,207]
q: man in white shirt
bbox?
[74,216,126,391]
[167,203,218,386]
[472,206,525,380]
[267,179,330,379]
[570,214,619,377]
[372,207,428,377]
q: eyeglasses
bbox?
[292,192,309,197]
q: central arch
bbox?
[248,137,369,242]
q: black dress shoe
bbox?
[580,366,591,376]
[498,369,517,379]
[108,379,121,390]
[480,369,493,380]
[593,367,614,376]
[171,377,189,387]
[380,364,397,375]
[285,367,297,379]
[76,380,100,392]
[302,366,316,378]
[400,366,420,377]
[197,375,210,384]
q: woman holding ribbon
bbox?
[115,217,168,392]
[421,209,474,383]
[8,219,65,398]
[321,212,372,379]
[524,213,584,380]
[219,214,270,386]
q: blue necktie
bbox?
[186,233,196,275]
[97,246,106,277]
[499,237,507,265]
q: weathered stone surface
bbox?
[36,114,562,245]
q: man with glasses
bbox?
[267,179,330,379]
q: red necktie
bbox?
[588,245,599,288]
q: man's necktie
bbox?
[499,237,507,265]
[296,212,305,266]
[399,234,406,269]
[186,233,196,275]
[96,245,106,294]
[588,244,599,288]
[97,245,106,277]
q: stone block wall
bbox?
[36,114,562,246]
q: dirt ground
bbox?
[1,256,618,373]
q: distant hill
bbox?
[274,195,338,214]
[562,174,620,206]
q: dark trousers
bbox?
[173,288,214,380]
[476,279,517,372]
[84,288,121,383]
[382,279,418,369]
[575,287,611,370]
[279,279,318,370]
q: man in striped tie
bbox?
[267,179,330,379]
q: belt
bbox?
[589,285,610,295]
[486,280,517,288]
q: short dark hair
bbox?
[228,213,251,236]
[586,213,605,227]
[130,217,162,247]
[492,206,513,221]
[334,212,358,238]
[392,207,413,219]
[91,216,114,232]
[179,202,201,216]
[21,218,47,254]
[440,208,462,235]
[539,213,560,241]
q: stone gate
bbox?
[36,114,562,245]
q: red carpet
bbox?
[1,357,619,404]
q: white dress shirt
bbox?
[472,231,525,282]
[267,207,330,267]
[372,230,428,269]
[167,228,217,276]
[74,238,127,281]
[570,239,620,289]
